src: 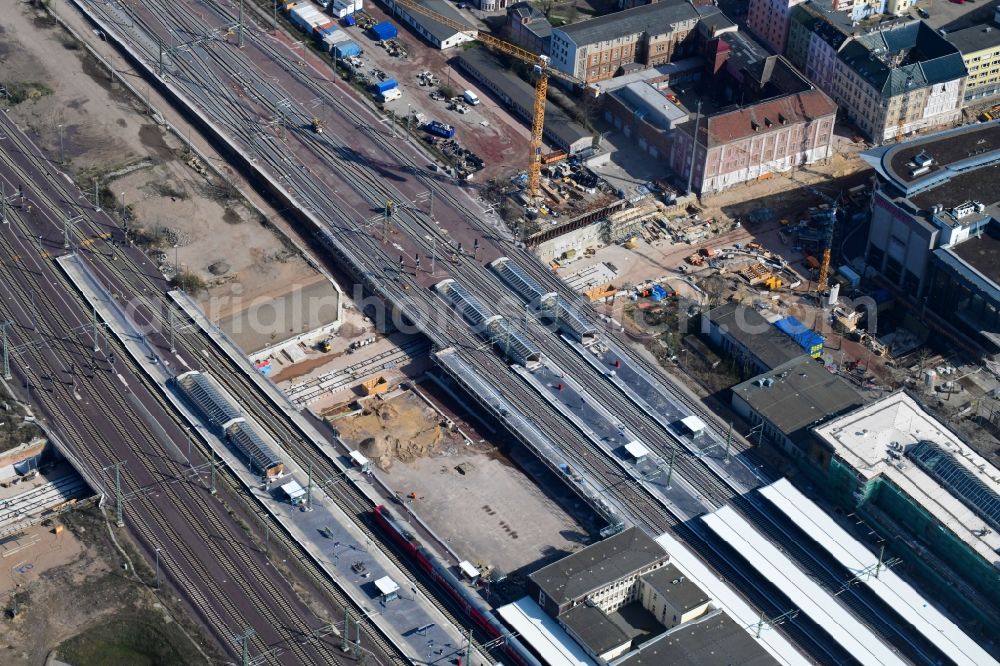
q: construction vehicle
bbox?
[384,0,587,200]
[311,117,325,134]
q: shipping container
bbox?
[290,4,324,31]
[329,0,362,16]
[315,24,338,40]
[320,28,350,50]
[424,120,455,139]
[313,20,335,35]
[334,40,362,57]
[290,4,322,26]
[370,21,398,41]
[343,13,356,26]
[373,79,398,94]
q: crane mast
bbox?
[385,0,581,200]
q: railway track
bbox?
[0,117,398,665]
[59,2,930,662]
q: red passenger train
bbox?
[372,504,542,666]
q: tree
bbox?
[170,270,207,295]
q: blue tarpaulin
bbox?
[334,40,362,57]
[650,285,667,302]
[370,21,398,40]
[774,316,824,354]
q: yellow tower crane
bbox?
[385,0,586,199]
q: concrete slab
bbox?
[212,273,341,355]
[380,445,591,575]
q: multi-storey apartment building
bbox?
[549,0,701,83]
[834,22,966,142]
[749,0,912,55]
[746,0,807,54]
[787,7,966,142]
[946,22,1000,104]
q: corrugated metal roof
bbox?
[434,279,491,329]
[226,421,283,474]
[490,258,596,341]
[435,277,541,366]
[175,371,241,429]
[490,257,546,302]
[485,318,541,367]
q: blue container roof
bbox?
[774,316,824,351]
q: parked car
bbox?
[917,7,929,18]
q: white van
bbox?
[463,90,480,106]
[379,88,402,103]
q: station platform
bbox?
[57,252,487,666]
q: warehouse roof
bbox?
[530,527,666,607]
[390,0,474,44]
[457,48,591,151]
[732,357,863,443]
[706,303,807,370]
[613,610,778,666]
[556,0,699,47]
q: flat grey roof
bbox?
[731,356,863,441]
[561,604,631,655]
[946,23,1000,56]
[707,303,806,370]
[942,223,1000,291]
[614,609,778,666]
[556,0,699,47]
[395,0,474,43]
[611,82,687,131]
[456,48,591,150]
[530,527,666,607]
[640,564,710,613]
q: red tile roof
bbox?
[694,89,837,148]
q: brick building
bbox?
[549,0,702,83]
[504,2,551,55]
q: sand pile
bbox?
[338,393,444,470]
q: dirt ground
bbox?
[0,507,212,665]
[335,389,449,470]
[381,441,591,575]
[0,0,332,341]
[301,1,535,181]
